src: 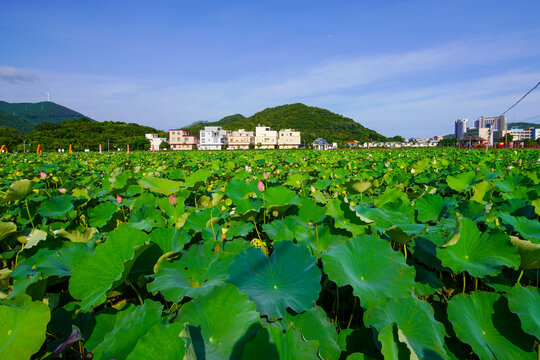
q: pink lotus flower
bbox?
[245,165,251,173]
[310,185,316,192]
[40,171,47,179]
[257,180,265,192]
[57,188,67,194]
[116,194,123,204]
[491,167,494,172]
[169,194,177,206]
[263,171,268,180]
[508,166,514,170]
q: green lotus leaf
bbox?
[227,241,321,319]
[374,187,408,208]
[38,195,74,219]
[346,354,367,360]
[223,221,253,240]
[262,217,302,242]
[241,325,320,360]
[263,185,300,212]
[1,179,32,203]
[225,180,263,216]
[284,173,305,188]
[139,175,182,195]
[0,221,16,242]
[326,198,366,235]
[470,181,494,203]
[149,227,188,253]
[281,306,341,360]
[296,196,327,224]
[69,225,149,309]
[532,198,540,216]
[17,228,47,249]
[415,194,454,223]
[413,264,444,297]
[88,201,118,228]
[377,323,417,360]
[56,227,97,243]
[183,207,226,242]
[0,294,50,360]
[175,284,260,360]
[436,217,520,277]
[447,292,536,360]
[148,242,231,301]
[125,322,186,360]
[509,236,540,269]
[507,285,540,339]
[364,295,447,359]
[446,171,476,192]
[337,327,382,359]
[183,168,212,188]
[458,200,485,221]
[85,300,164,360]
[322,234,415,309]
[129,204,165,230]
[352,181,372,193]
[499,213,540,243]
[295,224,349,254]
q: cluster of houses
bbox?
[346,137,444,148]
[147,125,303,151]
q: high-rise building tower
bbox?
[476,116,507,131]
[454,119,468,139]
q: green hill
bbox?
[0,101,90,133]
[508,122,540,129]
[185,103,386,144]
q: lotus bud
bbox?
[40,171,47,179]
[52,325,82,355]
[57,188,67,194]
[263,171,268,180]
[169,194,177,206]
[310,185,316,192]
[116,194,123,204]
[410,168,415,174]
[257,180,265,192]
[508,166,514,170]
[491,167,494,172]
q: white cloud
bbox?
[0,66,37,83]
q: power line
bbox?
[500,81,540,116]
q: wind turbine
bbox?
[46,92,50,102]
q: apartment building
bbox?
[227,129,254,149]
[254,125,278,149]
[504,128,540,141]
[145,133,167,151]
[199,126,229,150]
[278,129,301,149]
[169,129,198,150]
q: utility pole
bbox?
[107,139,110,152]
[23,140,26,153]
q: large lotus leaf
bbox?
[11,244,92,296]
[38,195,74,219]
[373,187,408,208]
[263,185,300,213]
[364,295,447,359]
[1,179,32,203]
[17,228,47,249]
[499,213,540,243]
[223,221,253,240]
[175,284,260,360]
[148,242,231,301]
[447,292,536,360]
[241,325,320,360]
[281,306,341,360]
[507,285,540,339]
[69,225,149,309]
[227,241,321,319]
[0,221,16,242]
[183,168,212,188]
[85,300,163,360]
[436,217,520,277]
[183,207,226,242]
[0,294,50,360]
[296,196,327,224]
[225,180,263,215]
[56,227,97,243]
[139,175,182,195]
[322,234,415,309]
[377,323,417,360]
[415,194,454,223]
[532,198,540,216]
[295,224,349,254]
[326,198,366,235]
[446,171,476,192]
[262,217,302,242]
[125,322,186,360]
[149,227,188,253]
[470,181,494,203]
[129,204,165,230]
[88,201,118,228]
[509,236,540,269]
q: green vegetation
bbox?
[0,148,538,359]
[508,122,540,129]
[1,118,165,152]
[0,101,88,133]
[186,103,387,144]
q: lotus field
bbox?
[0,148,539,360]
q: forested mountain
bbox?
[0,118,164,152]
[0,101,89,133]
[508,122,540,129]
[185,103,386,144]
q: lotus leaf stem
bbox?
[25,199,35,230]
[516,270,524,285]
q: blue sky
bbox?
[1,0,539,137]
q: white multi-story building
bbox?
[254,125,278,149]
[503,128,540,141]
[476,116,507,131]
[278,129,301,149]
[227,129,254,149]
[199,126,229,150]
[145,133,168,151]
